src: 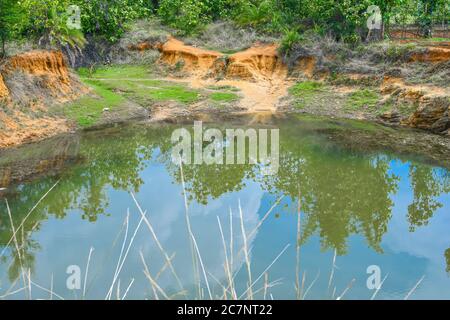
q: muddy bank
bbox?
[0,133,83,190]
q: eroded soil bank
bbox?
[129,36,449,135]
[0,29,449,150]
[0,51,87,148]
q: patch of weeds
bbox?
[289,81,326,109]
[377,98,417,117]
[80,68,200,105]
[345,89,380,110]
[209,92,239,102]
[328,74,380,87]
[65,80,125,127]
[100,79,164,93]
[280,29,305,56]
[290,81,325,96]
[385,43,417,62]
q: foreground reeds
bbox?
[0,166,425,300]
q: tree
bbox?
[21,0,86,51]
[0,0,24,58]
[418,0,438,37]
[75,0,151,42]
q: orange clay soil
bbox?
[1,50,85,103]
[160,37,224,75]
[0,50,87,148]
[410,46,450,63]
[0,110,70,149]
[0,74,8,98]
[158,37,293,112]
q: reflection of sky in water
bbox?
[1,129,449,300]
[22,159,264,299]
[250,160,450,300]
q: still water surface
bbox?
[0,116,449,299]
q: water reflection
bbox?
[0,117,449,299]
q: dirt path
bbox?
[165,76,291,112]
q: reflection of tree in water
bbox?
[259,132,400,254]
[408,166,450,231]
[445,248,450,275]
[0,122,449,282]
[171,164,255,205]
[0,124,173,281]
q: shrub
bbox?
[279,29,303,55]
[158,0,209,35]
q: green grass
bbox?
[210,92,239,102]
[65,80,125,127]
[145,85,200,103]
[77,65,152,79]
[290,81,325,96]
[70,64,243,125]
[289,81,326,108]
[426,38,449,42]
[78,64,201,104]
[345,89,380,110]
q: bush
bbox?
[158,0,240,35]
[76,0,151,42]
[279,29,303,55]
[235,0,274,29]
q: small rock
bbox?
[379,111,401,123]
[103,107,110,112]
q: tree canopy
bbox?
[0,0,448,56]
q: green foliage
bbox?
[158,0,239,35]
[78,65,152,79]
[75,0,151,42]
[1,0,448,55]
[21,0,86,48]
[158,0,207,35]
[385,43,416,61]
[280,29,303,55]
[236,0,274,28]
[0,0,25,57]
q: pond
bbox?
[0,115,449,300]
